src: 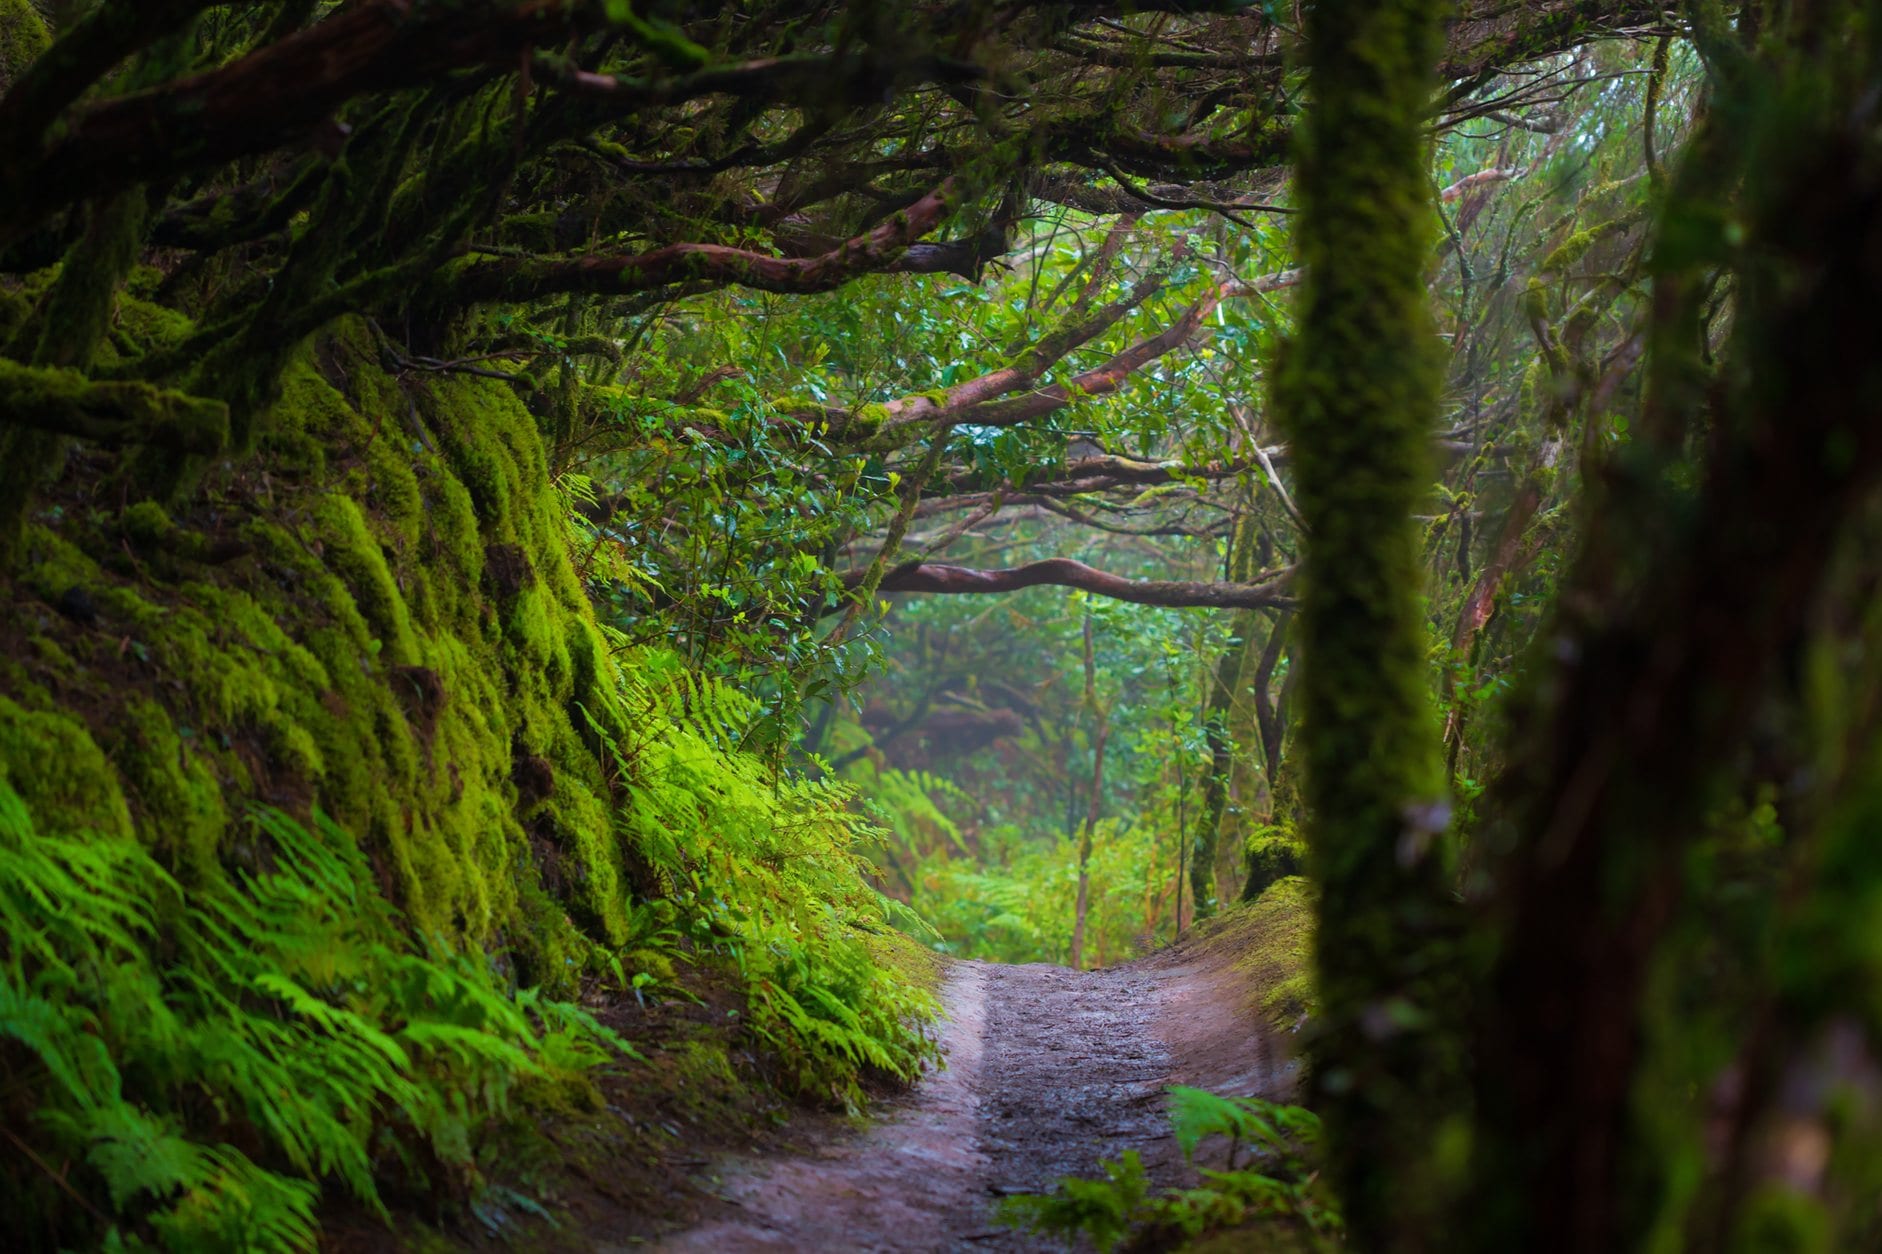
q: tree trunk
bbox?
[1442,465,1545,778]
[1193,640,1237,920]
[0,187,151,552]
[1232,608,1292,902]
[1463,23,1882,1249]
[1194,510,1265,920]
[1278,0,1457,1243]
[1068,613,1109,972]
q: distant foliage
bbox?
[0,787,625,1251]
[854,763,972,865]
[911,817,1181,966]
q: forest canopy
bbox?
[4,1,1882,1252]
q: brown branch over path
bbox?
[3,0,590,235]
[852,557,1293,609]
[437,180,963,306]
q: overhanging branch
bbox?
[0,360,228,452]
[848,557,1294,609]
[436,179,963,307]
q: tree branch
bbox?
[0,0,222,161]
[850,556,1294,609]
[435,179,963,307]
[915,281,1229,435]
[804,263,1171,438]
[0,359,228,452]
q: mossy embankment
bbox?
[1174,875,1318,1039]
[3,313,624,988]
[0,294,938,1248]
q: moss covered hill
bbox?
[0,295,942,1245]
[6,314,623,969]
[3,283,952,1238]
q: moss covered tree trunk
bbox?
[0,187,153,552]
[1193,627,1243,920]
[1069,611,1109,971]
[1461,10,1882,1248]
[1276,0,1458,1244]
[1194,509,1268,919]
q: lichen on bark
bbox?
[1274,0,1463,1243]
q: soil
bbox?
[647,927,1295,1253]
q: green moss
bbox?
[535,770,627,946]
[110,293,195,362]
[1542,226,1601,274]
[1277,0,1459,1236]
[0,694,133,842]
[1189,876,1317,1032]
[312,492,421,667]
[120,499,175,546]
[1540,207,1647,274]
[0,284,30,345]
[1242,826,1306,899]
[1243,877,1317,1025]
[22,521,105,603]
[624,947,677,983]
[862,931,947,999]
[0,0,49,88]
[0,312,653,995]
[106,697,228,871]
[849,401,891,435]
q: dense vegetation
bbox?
[3,0,1881,1251]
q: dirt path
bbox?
[653,937,1285,1253]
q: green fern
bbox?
[996,1088,1343,1250]
[592,647,943,1108]
[0,782,627,1251]
[2,630,946,1244]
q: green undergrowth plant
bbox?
[996,1086,1341,1253]
[592,645,943,1108]
[909,817,1185,966]
[0,783,627,1252]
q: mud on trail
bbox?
[654,930,1293,1253]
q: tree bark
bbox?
[857,557,1293,610]
[0,360,227,451]
[441,180,961,307]
[1464,30,1882,1249]
[1068,613,1109,972]
[1278,0,1457,1243]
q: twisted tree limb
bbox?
[851,556,1294,609]
[0,359,228,452]
[436,179,963,307]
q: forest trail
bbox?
[653,936,1287,1253]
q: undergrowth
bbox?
[996,1086,1341,1252]
[0,631,950,1249]
[594,645,943,1107]
[0,783,626,1252]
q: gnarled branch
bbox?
[850,556,1294,609]
[0,359,228,452]
[436,179,963,307]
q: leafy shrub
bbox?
[997,1086,1342,1252]
[999,1150,1156,1253]
[0,786,625,1252]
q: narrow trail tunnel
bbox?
[655,935,1286,1253]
